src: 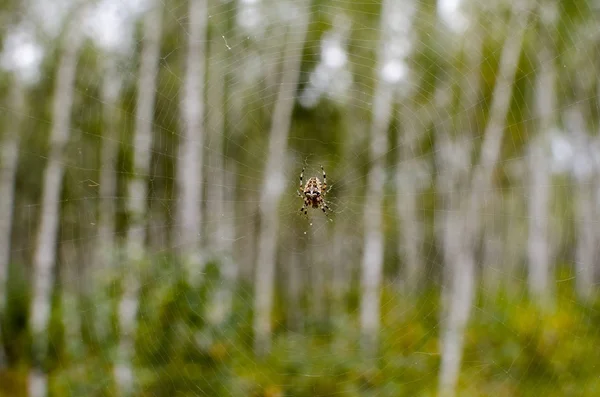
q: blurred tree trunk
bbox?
[93,57,122,341]
[565,107,597,302]
[0,77,25,367]
[253,0,310,356]
[359,77,390,356]
[359,0,399,357]
[309,215,330,323]
[332,91,368,311]
[60,234,83,359]
[392,0,424,294]
[262,11,286,102]
[574,149,596,302]
[526,137,552,307]
[207,163,238,325]
[28,14,83,397]
[396,102,430,293]
[95,58,122,270]
[438,7,529,396]
[286,246,305,331]
[527,2,557,310]
[115,4,163,396]
[438,19,483,317]
[175,0,206,282]
[205,1,238,324]
[566,24,598,302]
[206,0,226,256]
[434,77,470,321]
[503,187,526,294]
[481,194,505,295]
[228,1,259,283]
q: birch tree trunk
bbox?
[309,215,329,322]
[28,16,83,397]
[0,77,25,367]
[207,162,238,325]
[176,0,206,282]
[434,78,469,322]
[438,7,530,396]
[93,57,122,341]
[359,0,399,353]
[396,103,430,293]
[95,57,122,272]
[360,76,392,357]
[438,19,483,317]
[115,4,163,396]
[503,186,526,294]
[253,0,310,356]
[205,3,238,317]
[262,13,286,102]
[527,137,552,306]
[206,4,226,255]
[565,107,596,302]
[527,1,557,310]
[574,160,596,302]
[60,234,83,359]
[332,91,368,310]
[565,24,598,302]
[481,194,505,295]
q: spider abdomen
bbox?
[298,166,330,216]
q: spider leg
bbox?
[319,197,331,214]
[299,198,308,217]
[320,165,327,195]
[320,200,333,222]
[298,167,305,196]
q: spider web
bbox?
[1,0,600,396]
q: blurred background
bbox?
[1,0,599,396]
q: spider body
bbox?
[298,166,330,216]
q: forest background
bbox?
[1,0,600,396]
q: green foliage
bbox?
[4,263,600,396]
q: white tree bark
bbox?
[205,4,238,313]
[206,14,226,255]
[176,0,207,282]
[396,103,430,293]
[360,74,392,357]
[0,77,25,367]
[503,185,526,293]
[438,19,483,317]
[527,1,556,310]
[115,4,163,396]
[28,15,83,397]
[565,107,596,302]
[95,58,122,272]
[93,57,122,341]
[359,0,398,354]
[574,164,596,302]
[438,7,530,396]
[332,91,368,308]
[310,214,329,322]
[253,0,310,356]
[262,11,286,101]
[481,194,505,295]
[527,137,552,306]
[207,162,238,325]
[434,81,472,327]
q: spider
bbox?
[298,165,330,216]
